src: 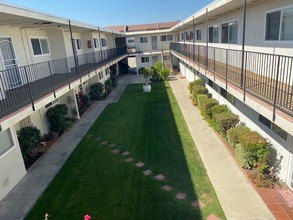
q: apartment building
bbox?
[109,22,178,71]
[110,0,293,189]
[170,0,293,188]
[0,3,127,201]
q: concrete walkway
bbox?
[0,74,144,220]
[168,75,275,220]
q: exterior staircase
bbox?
[162,52,173,72]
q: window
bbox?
[141,57,149,63]
[259,114,287,140]
[127,39,135,43]
[99,72,103,80]
[0,129,14,156]
[76,39,82,50]
[196,29,202,41]
[190,31,194,41]
[139,37,148,43]
[220,88,235,105]
[31,38,50,55]
[94,38,99,49]
[265,6,293,41]
[222,21,238,44]
[197,30,202,40]
[209,26,219,43]
[161,35,173,41]
[101,38,107,47]
[181,33,184,41]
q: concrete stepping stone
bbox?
[154,174,165,181]
[191,200,205,209]
[135,162,144,168]
[122,151,130,156]
[161,185,173,192]
[125,157,134,162]
[176,192,187,200]
[112,149,120,153]
[207,214,221,220]
[101,141,108,145]
[109,143,117,148]
[143,169,152,176]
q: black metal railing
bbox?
[170,42,293,118]
[0,46,127,118]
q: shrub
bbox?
[211,104,229,119]
[17,126,41,160]
[197,94,208,107]
[152,61,163,73]
[47,104,69,134]
[227,126,251,148]
[76,91,90,115]
[89,83,104,100]
[105,78,113,96]
[214,112,239,135]
[200,98,219,118]
[192,85,208,98]
[159,69,170,80]
[188,79,204,94]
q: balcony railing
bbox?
[0,46,127,119]
[170,42,293,118]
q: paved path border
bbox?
[0,74,144,220]
[168,75,275,220]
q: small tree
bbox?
[89,83,104,100]
[160,69,170,81]
[17,126,41,160]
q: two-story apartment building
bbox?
[109,22,178,71]
[0,3,127,201]
[170,0,293,188]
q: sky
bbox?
[1,0,214,27]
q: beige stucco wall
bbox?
[0,126,26,201]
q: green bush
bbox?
[17,126,41,160]
[197,94,208,108]
[188,79,204,94]
[159,69,170,80]
[227,126,251,148]
[153,61,163,72]
[192,85,208,97]
[47,104,69,134]
[211,104,229,119]
[76,92,90,115]
[105,78,113,96]
[229,127,270,171]
[89,83,104,100]
[200,98,219,118]
[214,112,239,135]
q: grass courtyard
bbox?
[26,82,225,219]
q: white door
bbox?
[0,38,22,89]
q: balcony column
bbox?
[68,20,80,82]
[98,27,104,64]
[192,16,195,61]
[240,0,247,88]
[205,8,209,72]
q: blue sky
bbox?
[1,0,214,26]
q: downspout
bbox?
[192,16,195,61]
[205,8,209,72]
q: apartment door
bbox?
[151,36,158,50]
[0,38,21,89]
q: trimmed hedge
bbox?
[200,98,219,118]
[159,69,170,80]
[227,126,270,171]
[227,126,250,148]
[192,85,208,106]
[214,112,239,134]
[188,79,204,94]
[211,104,229,119]
[197,94,208,108]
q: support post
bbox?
[240,0,247,87]
[68,20,80,82]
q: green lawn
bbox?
[26,82,225,220]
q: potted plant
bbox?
[140,67,153,93]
